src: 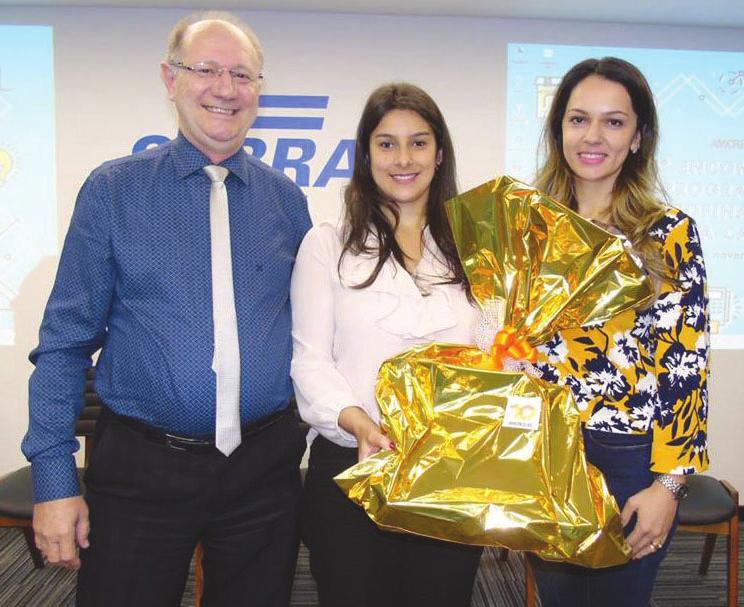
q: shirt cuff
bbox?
[334,418,358,446]
[32,457,82,503]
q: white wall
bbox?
[1,6,743,500]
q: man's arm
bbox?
[22,170,116,567]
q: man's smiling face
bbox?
[161,20,262,164]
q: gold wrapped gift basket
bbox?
[335,176,655,568]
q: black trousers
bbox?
[301,436,483,607]
[76,407,306,607]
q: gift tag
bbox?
[502,395,542,430]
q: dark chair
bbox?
[0,368,206,606]
[496,548,537,607]
[677,475,739,607]
[0,370,207,607]
[524,555,537,607]
[0,368,101,568]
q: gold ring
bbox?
[651,541,662,550]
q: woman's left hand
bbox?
[621,481,679,559]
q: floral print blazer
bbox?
[535,207,710,475]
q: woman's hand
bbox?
[338,406,394,462]
[621,479,680,559]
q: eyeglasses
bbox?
[168,61,264,86]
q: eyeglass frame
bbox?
[168,60,264,86]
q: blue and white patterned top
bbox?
[536,208,710,475]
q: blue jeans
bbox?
[528,428,677,607]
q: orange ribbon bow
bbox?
[490,326,537,370]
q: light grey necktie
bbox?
[204,165,241,456]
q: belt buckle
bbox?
[165,434,189,451]
[164,433,211,452]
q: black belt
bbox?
[106,406,290,455]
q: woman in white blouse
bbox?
[290,83,483,607]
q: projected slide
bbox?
[0,26,56,346]
[506,44,744,348]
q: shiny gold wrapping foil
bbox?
[446,176,654,340]
[335,177,654,567]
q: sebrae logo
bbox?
[132,95,355,188]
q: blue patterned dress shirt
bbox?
[22,134,312,502]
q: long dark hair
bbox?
[340,82,468,292]
[535,57,670,282]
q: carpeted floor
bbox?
[0,528,741,606]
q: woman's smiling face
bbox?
[369,109,441,209]
[561,74,641,194]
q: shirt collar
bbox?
[171,132,252,185]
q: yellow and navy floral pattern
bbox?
[536,207,709,475]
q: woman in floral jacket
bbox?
[528,57,710,607]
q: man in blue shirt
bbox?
[22,11,311,606]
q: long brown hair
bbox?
[340,82,468,292]
[535,57,670,283]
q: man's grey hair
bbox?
[166,11,264,67]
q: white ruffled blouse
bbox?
[290,222,479,447]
